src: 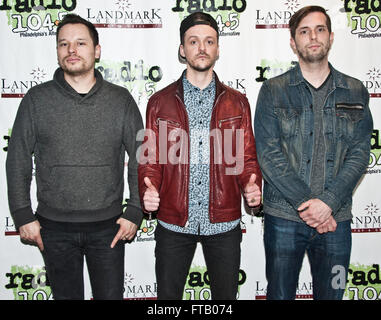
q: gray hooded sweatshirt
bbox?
[6,68,144,229]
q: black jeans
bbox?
[40,223,124,300]
[154,223,242,300]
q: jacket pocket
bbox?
[216,115,244,172]
[156,118,187,165]
[44,165,117,210]
[156,118,181,128]
[335,103,364,139]
[218,115,242,129]
[274,107,302,138]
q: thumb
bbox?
[36,234,44,251]
[246,174,256,188]
[298,200,311,211]
[144,177,156,192]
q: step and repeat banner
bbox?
[1,0,380,300]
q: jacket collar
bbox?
[175,69,225,101]
[289,62,350,90]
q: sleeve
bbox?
[254,82,312,210]
[6,92,37,229]
[237,95,263,193]
[317,86,373,213]
[121,94,145,226]
[137,96,163,213]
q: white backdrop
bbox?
[1,0,380,300]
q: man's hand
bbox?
[298,199,332,228]
[316,215,337,234]
[110,218,138,248]
[19,220,44,251]
[244,174,261,207]
[143,177,160,212]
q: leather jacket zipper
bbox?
[218,115,243,128]
[156,118,181,127]
[175,94,191,227]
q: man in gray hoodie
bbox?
[5,14,143,300]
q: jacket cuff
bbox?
[121,204,143,228]
[11,206,36,230]
[317,190,341,213]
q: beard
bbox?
[187,54,218,72]
[296,41,331,64]
[59,56,94,77]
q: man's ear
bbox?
[290,37,297,54]
[178,44,187,64]
[95,44,101,60]
[329,31,334,47]
[179,44,185,59]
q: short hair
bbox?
[56,14,99,46]
[289,6,332,39]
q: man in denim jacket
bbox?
[254,6,373,300]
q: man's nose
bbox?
[199,41,206,52]
[310,29,317,40]
[68,43,77,54]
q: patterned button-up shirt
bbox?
[158,74,240,235]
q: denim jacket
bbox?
[254,63,373,223]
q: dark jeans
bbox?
[155,223,242,300]
[264,214,352,300]
[40,223,124,300]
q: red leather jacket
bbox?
[138,72,262,226]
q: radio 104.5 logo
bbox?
[367,129,381,175]
[172,0,247,37]
[0,0,76,37]
[344,0,381,38]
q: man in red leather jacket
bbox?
[138,12,262,300]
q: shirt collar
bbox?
[289,62,350,90]
[182,72,216,93]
